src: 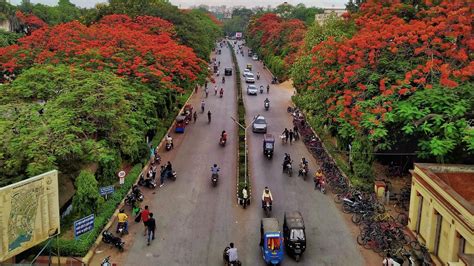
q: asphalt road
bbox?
[232,41,365,266]
[90,41,365,266]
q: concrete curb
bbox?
[82,89,198,265]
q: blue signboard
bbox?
[74,214,95,239]
[99,185,115,196]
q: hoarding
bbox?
[0,170,60,261]
[74,214,94,239]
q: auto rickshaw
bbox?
[175,115,187,133]
[260,218,284,265]
[246,63,252,71]
[283,211,306,262]
[263,134,275,159]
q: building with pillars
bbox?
[408,163,473,265]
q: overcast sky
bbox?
[10,0,347,9]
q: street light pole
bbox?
[231,116,256,185]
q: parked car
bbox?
[252,115,267,133]
[252,54,259,61]
[247,85,258,95]
[248,50,253,57]
[224,67,232,76]
[245,73,255,83]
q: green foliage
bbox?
[273,3,323,24]
[351,135,374,180]
[0,65,159,183]
[49,164,142,256]
[391,84,473,160]
[18,0,85,25]
[0,30,23,47]
[303,14,356,50]
[96,146,121,185]
[72,170,103,217]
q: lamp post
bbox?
[231,116,256,185]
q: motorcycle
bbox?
[165,142,172,151]
[283,160,293,177]
[138,175,157,189]
[220,137,227,146]
[264,101,269,111]
[102,230,125,252]
[116,222,128,236]
[223,247,242,266]
[259,86,264,94]
[101,256,112,266]
[124,191,144,206]
[298,164,308,179]
[316,178,326,194]
[263,200,272,217]
[211,173,219,187]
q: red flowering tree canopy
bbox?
[0,14,203,91]
[294,0,473,160]
[246,13,306,79]
[15,11,48,33]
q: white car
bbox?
[243,68,251,76]
[252,54,258,61]
[247,85,258,95]
[252,115,267,133]
[244,73,255,83]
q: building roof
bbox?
[415,163,474,213]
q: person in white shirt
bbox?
[227,242,238,264]
[261,187,273,209]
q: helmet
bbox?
[214,164,217,167]
[265,188,269,193]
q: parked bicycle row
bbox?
[289,106,433,265]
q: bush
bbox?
[72,170,104,218]
[96,148,121,185]
[351,135,374,180]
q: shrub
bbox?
[72,170,104,218]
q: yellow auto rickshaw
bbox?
[246,63,252,71]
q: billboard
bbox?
[0,170,60,261]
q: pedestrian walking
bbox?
[205,81,208,89]
[289,129,294,144]
[194,85,198,93]
[267,84,270,94]
[293,126,299,140]
[242,186,248,209]
[146,213,156,245]
[214,86,218,95]
[193,111,197,123]
[207,110,212,123]
[201,100,205,113]
[205,87,209,98]
[282,128,289,143]
[141,205,150,236]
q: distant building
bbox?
[408,163,473,265]
[314,8,346,25]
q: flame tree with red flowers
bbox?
[291,0,473,182]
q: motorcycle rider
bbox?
[226,242,239,265]
[211,164,220,178]
[165,134,173,149]
[261,187,273,210]
[220,130,228,143]
[257,71,260,80]
[282,153,292,171]
[264,98,270,106]
[259,85,264,94]
[214,85,218,95]
[220,87,224,97]
[314,169,324,190]
[299,157,308,175]
[116,209,128,233]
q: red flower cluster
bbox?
[0,14,203,91]
[308,0,472,130]
[15,11,48,32]
[247,13,306,74]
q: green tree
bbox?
[351,135,374,180]
[72,170,103,217]
[0,30,23,47]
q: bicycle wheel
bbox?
[356,234,367,246]
[352,213,362,224]
[342,204,353,214]
[334,194,344,204]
